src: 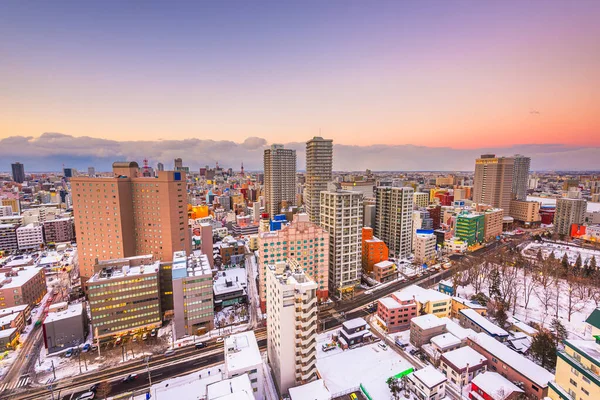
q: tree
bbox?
[488,268,501,301]
[564,270,587,322]
[561,253,570,275]
[387,377,402,400]
[522,259,538,310]
[590,256,597,271]
[533,257,558,325]
[530,329,557,369]
[495,302,509,329]
[550,318,568,346]
[575,254,582,269]
[95,381,111,400]
[471,292,489,307]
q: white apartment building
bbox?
[407,365,447,400]
[224,331,264,400]
[375,186,414,259]
[266,261,318,395]
[264,144,296,217]
[0,206,13,217]
[304,137,333,225]
[16,223,44,250]
[414,232,436,264]
[320,183,363,298]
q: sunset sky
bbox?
[1,0,599,149]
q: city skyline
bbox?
[1,0,599,151]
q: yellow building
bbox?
[248,235,259,251]
[450,297,487,318]
[547,309,600,400]
[394,285,452,318]
[189,205,209,219]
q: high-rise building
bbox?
[171,250,214,339]
[305,137,333,225]
[257,213,329,311]
[375,186,414,259]
[264,144,296,217]
[413,192,429,208]
[224,331,264,399]
[88,166,96,177]
[71,162,190,282]
[512,155,531,201]
[455,212,485,245]
[554,197,587,236]
[157,162,164,172]
[266,261,318,394]
[174,158,183,170]
[11,162,25,184]
[473,154,514,216]
[320,183,363,298]
[63,167,75,178]
[414,232,436,264]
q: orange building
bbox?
[362,227,389,275]
[72,162,190,283]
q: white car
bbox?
[378,342,388,351]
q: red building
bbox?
[539,206,555,225]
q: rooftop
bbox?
[439,317,476,341]
[88,262,159,283]
[289,379,331,400]
[394,285,450,304]
[206,374,254,400]
[224,331,262,373]
[379,296,403,309]
[0,267,41,289]
[44,302,84,324]
[431,333,461,349]
[460,309,509,337]
[342,317,368,331]
[471,372,523,400]
[411,365,446,388]
[0,304,28,318]
[441,346,486,370]
[411,314,445,330]
[452,296,486,310]
[214,268,247,296]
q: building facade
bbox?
[455,213,485,246]
[0,267,47,308]
[509,200,541,226]
[375,186,414,259]
[304,137,333,225]
[554,197,587,236]
[264,144,296,217]
[512,154,531,201]
[414,232,437,264]
[16,223,43,250]
[11,163,25,184]
[473,154,514,216]
[43,218,75,243]
[361,227,389,276]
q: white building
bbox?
[206,374,255,400]
[375,186,414,259]
[320,183,363,298]
[414,232,436,264]
[414,192,429,208]
[0,206,13,217]
[224,331,264,400]
[16,223,44,250]
[407,365,447,400]
[266,261,318,394]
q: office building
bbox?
[87,166,96,177]
[509,200,541,226]
[157,162,164,172]
[264,144,296,217]
[361,227,389,276]
[479,207,503,241]
[11,162,25,184]
[473,154,514,216]
[554,197,587,236]
[266,261,318,394]
[0,267,47,308]
[43,218,75,243]
[42,302,88,353]
[305,137,333,225]
[414,232,436,264]
[87,258,161,339]
[512,155,530,201]
[174,158,183,170]
[320,183,363,298]
[16,223,44,250]
[0,224,19,253]
[71,162,190,282]
[257,213,329,311]
[413,192,429,208]
[171,250,214,339]
[224,331,264,400]
[375,186,414,259]
[455,212,485,246]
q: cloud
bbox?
[1,133,598,172]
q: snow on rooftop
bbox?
[471,372,523,400]
[411,314,445,330]
[224,331,262,373]
[88,262,159,282]
[0,328,17,339]
[374,260,394,268]
[379,296,402,309]
[460,309,508,337]
[288,379,331,400]
[206,374,254,400]
[566,339,600,361]
[470,332,553,387]
[452,296,486,310]
[439,317,476,341]
[394,284,450,304]
[441,346,486,370]
[44,303,84,324]
[509,318,538,336]
[431,333,461,349]
[342,317,368,331]
[411,365,446,388]
[0,267,41,289]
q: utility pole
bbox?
[145,356,153,387]
[51,360,56,380]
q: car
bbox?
[90,345,98,352]
[142,332,149,341]
[216,337,225,344]
[76,392,95,400]
[82,343,91,353]
[378,342,388,351]
[89,383,99,392]
[132,335,138,343]
[195,342,206,349]
[115,337,122,346]
[122,374,138,383]
[150,329,157,337]
[164,349,175,357]
[65,348,74,358]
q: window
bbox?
[569,379,577,387]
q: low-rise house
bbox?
[507,317,537,337]
[470,371,523,400]
[410,314,446,348]
[339,317,372,349]
[468,332,553,398]
[0,328,19,350]
[459,309,509,341]
[375,295,417,333]
[440,317,476,344]
[431,333,462,354]
[451,296,487,318]
[440,346,487,387]
[506,331,533,354]
[394,284,452,318]
[0,304,30,333]
[372,260,398,283]
[438,279,454,296]
[407,365,447,400]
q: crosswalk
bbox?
[0,374,31,392]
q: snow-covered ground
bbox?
[522,241,600,264]
[214,305,249,328]
[316,331,414,399]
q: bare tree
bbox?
[564,270,588,322]
[467,260,487,294]
[498,263,521,312]
[95,381,111,400]
[533,258,558,325]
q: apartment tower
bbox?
[264,145,296,217]
[554,197,587,236]
[266,261,318,394]
[512,154,531,201]
[473,154,514,216]
[71,161,190,282]
[375,186,414,259]
[320,183,363,298]
[305,137,333,225]
[11,162,25,184]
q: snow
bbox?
[394,284,451,303]
[508,317,538,336]
[146,363,224,400]
[44,302,84,323]
[206,374,254,400]
[224,331,261,373]
[431,333,461,350]
[214,305,249,327]
[379,296,402,309]
[441,346,486,370]
[527,196,600,212]
[316,332,413,399]
[439,317,476,342]
[411,314,445,330]
[342,317,368,331]
[471,372,523,400]
[470,332,554,387]
[288,379,331,400]
[459,309,509,337]
[411,365,446,388]
[522,241,600,265]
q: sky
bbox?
[1,0,599,170]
